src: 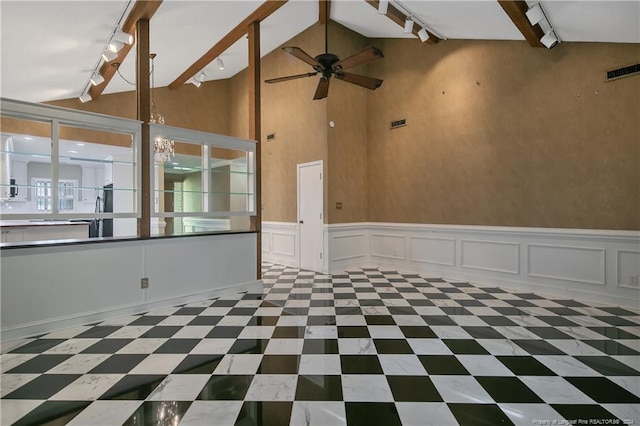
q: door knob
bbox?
[299,220,304,224]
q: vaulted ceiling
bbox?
[1,0,638,103]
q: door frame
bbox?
[297,160,324,272]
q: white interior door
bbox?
[298,161,323,272]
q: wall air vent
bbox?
[267,133,275,141]
[605,62,640,82]
[390,119,406,129]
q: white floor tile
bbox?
[47,354,112,374]
[107,326,153,339]
[50,374,124,400]
[180,401,243,426]
[1,374,39,397]
[299,355,342,375]
[519,376,595,404]
[189,338,236,354]
[430,326,473,339]
[429,376,493,404]
[533,355,602,376]
[396,402,458,426]
[498,403,564,426]
[0,400,44,425]
[548,339,607,356]
[264,339,305,354]
[115,338,167,354]
[128,354,187,374]
[477,339,530,356]
[378,354,427,376]
[1,354,37,373]
[601,403,640,424]
[305,326,338,339]
[406,339,453,355]
[456,355,515,376]
[146,374,210,401]
[608,376,640,397]
[337,338,377,355]
[244,374,297,401]
[214,354,263,375]
[367,325,404,339]
[341,374,394,402]
[66,400,142,426]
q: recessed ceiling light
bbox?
[68,150,78,154]
[171,162,179,165]
[77,143,85,146]
[24,137,33,140]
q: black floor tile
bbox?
[583,340,640,355]
[128,316,167,326]
[307,315,336,325]
[565,377,640,403]
[335,307,362,316]
[418,355,470,375]
[338,326,370,338]
[588,327,640,340]
[272,326,306,338]
[123,401,192,425]
[443,339,489,355]
[553,300,588,307]
[246,316,280,326]
[387,375,442,402]
[513,340,566,355]
[12,401,91,426]
[525,327,573,339]
[424,293,451,299]
[172,354,223,374]
[359,299,385,306]
[462,327,506,339]
[514,293,544,300]
[235,401,293,426]
[448,403,515,426]
[211,299,241,307]
[228,339,270,355]
[537,316,579,327]
[593,316,638,326]
[174,307,206,315]
[9,339,68,353]
[497,356,557,376]
[478,316,518,326]
[551,404,619,423]
[476,376,544,403]
[345,402,402,426]
[373,339,414,354]
[89,354,148,374]
[482,287,507,293]
[81,338,133,354]
[99,375,165,400]
[140,326,182,338]
[469,293,496,300]
[387,306,418,315]
[309,299,335,307]
[506,300,535,307]
[4,374,81,399]
[421,316,457,326]
[545,307,582,316]
[400,326,436,338]
[597,307,638,316]
[441,307,472,315]
[187,316,222,326]
[492,307,529,315]
[206,326,244,338]
[154,338,201,354]
[334,293,357,300]
[6,354,73,373]
[575,356,640,376]
[295,375,343,401]
[258,355,300,374]
[407,299,436,306]
[228,307,257,316]
[340,355,383,374]
[302,339,339,354]
[365,315,396,325]
[197,375,254,400]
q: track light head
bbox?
[526,4,545,25]
[113,29,134,45]
[216,58,225,70]
[101,50,118,62]
[190,78,201,88]
[108,40,124,53]
[90,73,104,86]
[540,30,559,49]
[417,27,429,42]
[79,92,92,103]
[378,0,388,15]
[404,17,413,34]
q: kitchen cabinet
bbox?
[0,221,89,243]
[1,227,25,243]
[81,166,104,203]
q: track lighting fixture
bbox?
[90,73,104,86]
[378,0,388,15]
[108,40,124,53]
[190,78,201,88]
[79,92,92,103]
[112,29,134,45]
[540,30,559,49]
[404,17,413,34]
[190,72,206,87]
[525,3,560,49]
[101,50,118,62]
[417,27,429,42]
[216,57,225,70]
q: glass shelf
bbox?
[1,150,136,166]
[0,183,137,191]
[153,189,254,195]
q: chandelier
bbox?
[150,54,174,163]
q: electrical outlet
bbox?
[141,278,149,289]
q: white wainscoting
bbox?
[262,222,298,268]
[1,233,259,342]
[325,223,640,308]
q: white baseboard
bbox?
[1,280,262,344]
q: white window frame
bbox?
[32,177,77,212]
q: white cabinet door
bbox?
[82,166,97,203]
[1,228,25,243]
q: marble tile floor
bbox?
[1,263,639,425]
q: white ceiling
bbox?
[1,0,638,104]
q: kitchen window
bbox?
[34,178,77,212]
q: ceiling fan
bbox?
[265,23,384,100]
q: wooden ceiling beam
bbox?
[365,0,439,44]
[169,0,287,90]
[89,0,163,100]
[319,0,330,25]
[498,0,545,47]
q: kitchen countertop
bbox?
[0,220,91,228]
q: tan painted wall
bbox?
[227,23,329,223]
[366,39,640,230]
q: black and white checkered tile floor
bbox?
[2,263,639,425]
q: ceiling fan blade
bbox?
[265,72,318,84]
[332,46,383,71]
[313,77,330,100]
[334,72,383,90]
[283,47,324,70]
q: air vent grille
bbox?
[267,133,275,141]
[390,119,406,129]
[606,63,640,82]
